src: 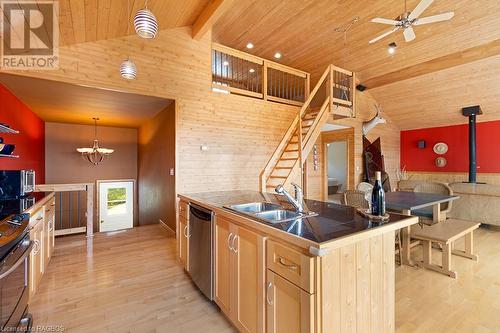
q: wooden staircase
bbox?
[260,64,356,192]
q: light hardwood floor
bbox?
[30,225,500,332]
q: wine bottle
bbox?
[371,171,386,216]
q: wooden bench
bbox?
[411,219,480,278]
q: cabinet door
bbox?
[266,270,314,333]
[233,226,265,333]
[29,222,44,301]
[179,218,188,270]
[215,216,232,316]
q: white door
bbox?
[99,181,134,232]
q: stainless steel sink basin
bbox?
[224,202,318,224]
[254,209,303,223]
[226,202,282,213]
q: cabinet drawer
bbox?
[179,201,189,219]
[267,240,315,293]
[29,208,44,227]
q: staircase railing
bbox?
[260,64,355,192]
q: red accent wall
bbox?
[0,84,45,183]
[401,120,500,173]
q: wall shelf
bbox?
[0,124,19,134]
[0,154,19,158]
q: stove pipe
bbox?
[462,105,483,183]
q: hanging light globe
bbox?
[134,7,158,39]
[120,58,137,80]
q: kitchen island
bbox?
[177,191,418,333]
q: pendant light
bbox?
[76,118,114,165]
[121,0,137,80]
[134,0,158,39]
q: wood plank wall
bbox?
[304,90,401,200]
[5,27,299,196]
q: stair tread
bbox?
[275,166,293,169]
[279,157,297,161]
[269,175,287,179]
[284,149,299,152]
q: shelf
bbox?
[0,124,19,134]
[0,154,19,158]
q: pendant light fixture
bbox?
[76,118,114,165]
[120,0,137,80]
[134,0,158,39]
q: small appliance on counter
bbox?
[0,170,35,199]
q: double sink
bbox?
[225,202,317,224]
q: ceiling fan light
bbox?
[134,8,158,39]
[120,58,137,80]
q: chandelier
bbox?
[76,118,114,165]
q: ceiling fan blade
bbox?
[408,0,434,20]
[414,12,455,25]
[369,27,398,44]
[403,27,416,42]
[371,17,400,25]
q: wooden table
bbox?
[385,191,459,265]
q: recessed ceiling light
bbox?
[249,68,255,73]
[246,42,254,49]
[274,52,282,59]
[223,61,229,66]
[388,42,397,55]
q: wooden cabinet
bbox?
[29,218,44,300]
[44,198,56,265]
[266,270,314,333]
[28,194,56,302]
[179,217,189,271]
[215,216,265,333]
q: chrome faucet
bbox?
[275,183,305,213]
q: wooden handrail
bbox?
[260,63,355,191]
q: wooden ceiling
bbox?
[213,0,500,129]
[0,73,172,127]
[214,0,500,81]
[57,0,210,45]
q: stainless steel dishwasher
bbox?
[188,204,214,300]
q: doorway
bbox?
[322,127,355,202]
[98,180,134,232]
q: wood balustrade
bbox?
[212,43,310,106]
[260,64,355,192]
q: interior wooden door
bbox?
[266,270,314,333]
[233,226,265,333]
[215,216,232,316]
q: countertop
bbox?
[179,190,418,250]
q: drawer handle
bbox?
[33,240,40,255]
[266,282,273,306]
[36,216,43,221]
[183,225,191,238]
[227,233,234,251]
[277,257,298,270]
[232,235,239,254]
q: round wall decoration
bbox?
[435,157,447,168]
[433,142,448,154]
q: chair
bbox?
[342,190,369,209]
[413,182,453,225]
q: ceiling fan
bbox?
[368,0,454,44]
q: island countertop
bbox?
[179,190,418,254]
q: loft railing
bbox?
[212,43,310,107]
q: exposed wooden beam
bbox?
[363,39,500,90]
[192,0,233,40]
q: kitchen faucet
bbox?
[275,183,305,213]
